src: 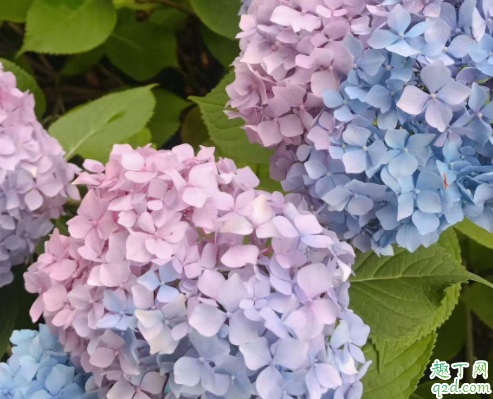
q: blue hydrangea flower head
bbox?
[0,326,97,399]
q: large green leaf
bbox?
[22,0,117,55]
[113,0,158,9]
[256,164,283,192]
[149,8,188,32]
[0,0,34,22]
[106,10,178,81]
[455,219,493,250]
[456,225,493,273]
[349,245,469,342]
[431,229,463,331]
[362,333,437,399]
[0,286,18,359]
[461,278,493,330]
[49,86,155,162]
[148,89,189,147]
[181,106,209,151]
[201,25,238,67]
[123,127,154,149]
[358,231,463,368]
[432,300,466,362]
[61,46,105,76]
[190,0,241,40]
[0,267,38,358]
[0,58,46,118]
[190,72,273,165]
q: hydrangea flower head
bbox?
[228,0,493,254]
[0,63,79,286]
[0,325,98,399]
[25,143,370,399]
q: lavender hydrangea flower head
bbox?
[24,143,370,399]
[228,0,493,254]
[0,63,80,286]
[0,325,98,399]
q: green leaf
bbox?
[190,0,240,39]
[123,127,154,148]
[457,233,493,273]
[149,8,188,31]
[113,0,158,9]
[455,219,493,250]
[432,229,463,330]
[0,58,46,118]
[49,86,156,162]
[464,271,493,289]
[349,245,469,342]
[148,88,189,147]
[372,281,461,369]
[362,332,437,399]
[181,106,209,150]
[0,271,23,358]
[106,10,178,81]
[437,228,462,263]
[61,46,105,76]
[461,278,493,329]
[22,0,117,55]
[256,164,283,192]
[190,71,273,165]
[432,300,466,361]
[201,25,238,67]
[0,0,34,22]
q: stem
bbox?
[136,0,194,15]
[98,65,126,87]
[465,297,475,384]
[7,22,23,36]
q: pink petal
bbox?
[126,232,152,263]
[221,245,259,268]
[297,263,332,298]
[90,347,116,369]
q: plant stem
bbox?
[136,0,194,15]
[465,298,475,384]
[7,22,23,36]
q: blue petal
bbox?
[323,90,344,108]
[387,5,411,34]
[368,30,399,49]
[388,152,418,179]
[365,85,392,113]
[396,223,422,252]
[384,129,408,149]
[347,195,374,216]
[412,210,440,236]
[322,186,353,211]
[398,192,415,220]
[342,124,371,147]
[416,190,443,213]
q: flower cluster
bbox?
[0,325,98,399]
[24,143,370,399]
[0,63,79,286]
[227,0,493,254]
[240,0,254,14]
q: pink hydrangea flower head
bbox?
[25,143,370,399]
[0,63,79,286]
